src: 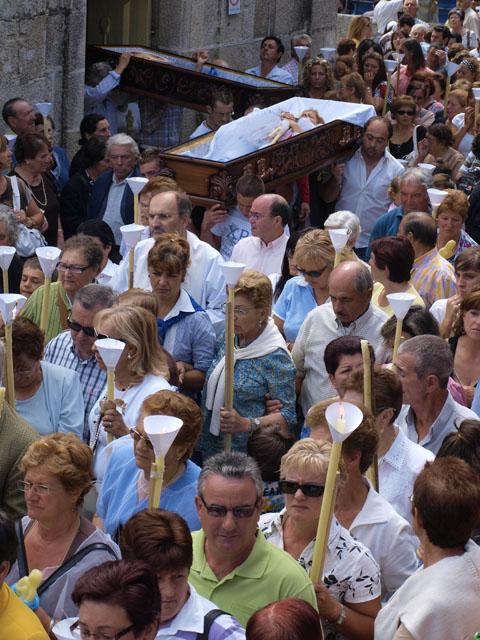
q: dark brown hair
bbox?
[371,236,415,283]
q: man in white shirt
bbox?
[292,261,388,415]
[396,335,477,454]
[245,36,294,85]
[231,194,290,276]
[373,0,404,35]
[319,116,404,260]
[109,190,226,333]
[190,87,234,140]
[458,0,480,38]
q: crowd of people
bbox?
[1,2,480,639]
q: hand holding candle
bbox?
[144,415,183,508]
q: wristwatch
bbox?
[334,604,346,626]
[249,417,261,433]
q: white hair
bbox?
[106,133,139,157]
[324,210,361,245]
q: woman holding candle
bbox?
[434,190,477,263]
[201,270,296,459]
[147,233,216,393]
[13,133,60,246]
[388,96,427,160]
[273,229,334,344]
[96,390,202,539]
[7,433,119,630]
[302,57,334,100]
[21,235,103,343]
[369,236,425,317]
[391,38,432,97]
[259,438,381,638]
[89,304,172,483]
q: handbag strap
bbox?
[196,609,228,640]
[15,519,29,578]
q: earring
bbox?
[127,353,133,360]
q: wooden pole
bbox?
[39,277,51,333]
[361,340,379,490]
[475,100,480,129]
[392,317,404,365]
[4,323,14,407]
[2,269,8,294]
[128,249,134,289]
[224,285,235,452]
[106,368,115,444]
[133,194,139,225]
[149,456,165,509]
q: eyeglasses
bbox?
[279,480,326,498]
[396,110,415,116]
[57,263,89,274]
[296,265,328,279]
[70,620,135,640]
[18,480,51,495]
[94,330,127,343]
[221,303,256,316]
[199,494,259,518]
[68,317,96,338]
[129,428,154,451]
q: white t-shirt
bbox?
[452,113,474,158]
[211,206,251,260]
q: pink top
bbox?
[391,65,434,97]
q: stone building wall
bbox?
[0,1,87,153]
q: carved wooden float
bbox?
[86,44,297,115]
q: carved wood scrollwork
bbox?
[256,158,274,181]
[209,169,235,203]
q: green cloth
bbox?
[0,402,39,519]
[190,529,318,627]
[21,281,71,344]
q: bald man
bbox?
[231,194,290,276]
[399,212,456,308]
[292,261,388,413]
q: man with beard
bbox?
[320,117,403,260]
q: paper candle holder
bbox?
[94,338,125,369]
[120,223,145,250]
[384,59,399,73]
[126,176,149,196]
[319,47,336,61]
[0,246,16,271]
[447,61,460,77]
[143,415,183,458]
[0,294,27,324]
[5,134,16,143]
[328,228,351,253]
[220,261,246,287]
[294,46,309,61]
[35,102,52,117]
[427,188,448,208]
[391,52,404,63]
[35,246,61,277]
[418,163,435,174]
[325,401,364,443]
[473,88,480,101]
[386,292,416,320]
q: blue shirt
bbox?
[98,441,201,537]
[366,206,404,260]
[244,64,294,85]
[273,276,318,342]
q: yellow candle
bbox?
[149,456,165,509]
[128,249,134,289]
[106,369,115,444]
[224,285,235,452]
[4,324,15,408]
[360,339,372,412]
[133,194,139,225]
[39,277,51,333]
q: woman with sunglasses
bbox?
[388,96,427,161]
[89,305,172,486]
[3,316,84,439]
[273,229,334,345]
[96,390,202,539]
[21,234,103,343]
[259,438,381,639]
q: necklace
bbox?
[28,175,48,208]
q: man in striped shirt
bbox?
[44,284,117,441]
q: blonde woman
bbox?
[273,229,334,343]
[89,305,172,482]
[346,15,373,46]
[302,57,334,99]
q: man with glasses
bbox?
[190,87,234,140]
[190,451,317,627]
[231,194,290,276]
[44,284,117,442]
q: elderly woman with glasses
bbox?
[7,433,119,631]
[21,235,103,343]
[96,390,202,539]
[389,96,427,160]
[89,305,172,485]
[2,316,84,439]
[259,438,381,638]
[200,270,296,459]
[273,229,334,345]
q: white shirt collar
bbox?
[163,288,195,321]
[156,585,205,635]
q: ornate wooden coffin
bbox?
[86,44,297,115]
[158,119,363,207]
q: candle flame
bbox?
[338,404,345,421]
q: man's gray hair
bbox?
[0,205,19,245]
[198,451,264,498]
[354,262,373,293]
[292,33,312,47]
[400,167,431,189]
[85,61,112,87]
[398,335,452,389]
[106,133,139,157]
[324,210,361,245]
[74,284,117,311]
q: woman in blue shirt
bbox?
[273,229,334,344]
[97,389,203,539]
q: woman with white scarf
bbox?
[200,270,296,459]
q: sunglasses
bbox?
[67,317,96,338]
[199,494,259,518]
[279,480,325,498]
[94,330,126,343]
[396,110,415,116]
[297,265,328,279]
